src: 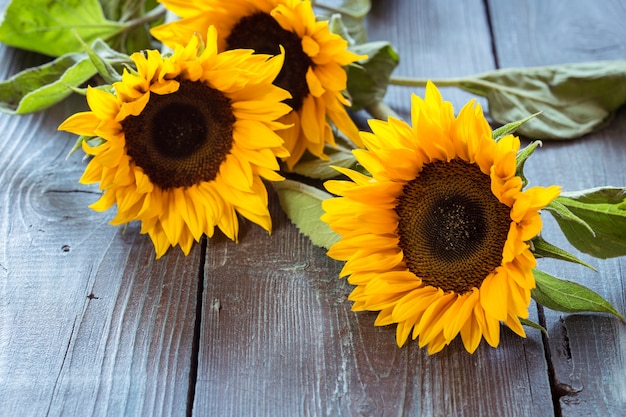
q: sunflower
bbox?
[321,82,561,354]
[59,27,291,258]
[151,0,365,169]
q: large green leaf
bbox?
[274,180,340,250]
[317,0,371,44]
[532,269,624,321]
[460,60,626,139]
[0,38,130,114]
[0,0,123,57]
[546,187,626,259]
[391,60,626,140]
[0,53,96,114]
[290,145,356,180]
[346,41,399,111]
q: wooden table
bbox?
[1,1,625,416]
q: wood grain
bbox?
[487,0,626,67]
[194,192,553,417]
[191,1,553,416]
[365,0,497,117]
[0,0,624,416]
[0,47,201,416]
[489,0,626,415]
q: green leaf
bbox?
[531,235,596,270]
[317,0,371,44]
[346,41,399,111]
[99,0,123,21]
[515,140,542,187]
[547,187,626,259]
[543,199,595,235]
[492,112,541,141]
[327,14,356,46]
[456,60,626,139]
[519,317,548,336]
[532,269,624,321]
[77,37,130,83]
[330,0,371,18]
[0,0,123,57]
[274,180,340,250]
[290,145,356,180]
[0,53,97,114]
[67,134,93,159]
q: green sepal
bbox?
[274,180,340,250]
[519,317,548,336]
[493,112,541,141]
[532,269,624,321]
[515,140,542,188]
[66,135,104,159]
[67,135,93,159]
[75,36,130,84]
[530,235,596,271]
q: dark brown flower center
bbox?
[394,158,512,294]
[122,80,235,190]
[225,11,312,111]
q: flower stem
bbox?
[313,2,357,18]
[389,76,464,88]
[121,4,166,33]
[365,100,402,121]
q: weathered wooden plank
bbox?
[365,0,496,118]
[195,192,554,417]
[488,0,626,67]
[488,0,626,415]
[0,44,201,416]
[192,1,554,416]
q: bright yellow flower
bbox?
[322,82,561,354]
[59,27,291,258]
[151,0,365,169]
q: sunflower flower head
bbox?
[151,0,366,169]
[322,82,561,354]
[59,26,292,258]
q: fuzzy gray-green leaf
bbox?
[290,146,357,180]
[274,180,340,250]
[318,0,371,44]
[459,60,626,140]
[346,41,399,111]
[0,53,97,114]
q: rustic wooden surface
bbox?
[1,1,625,416]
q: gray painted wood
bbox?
[0,0,624,416]
[192,1,553,416]
[0,45,200,417]
[489,0,626,415]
